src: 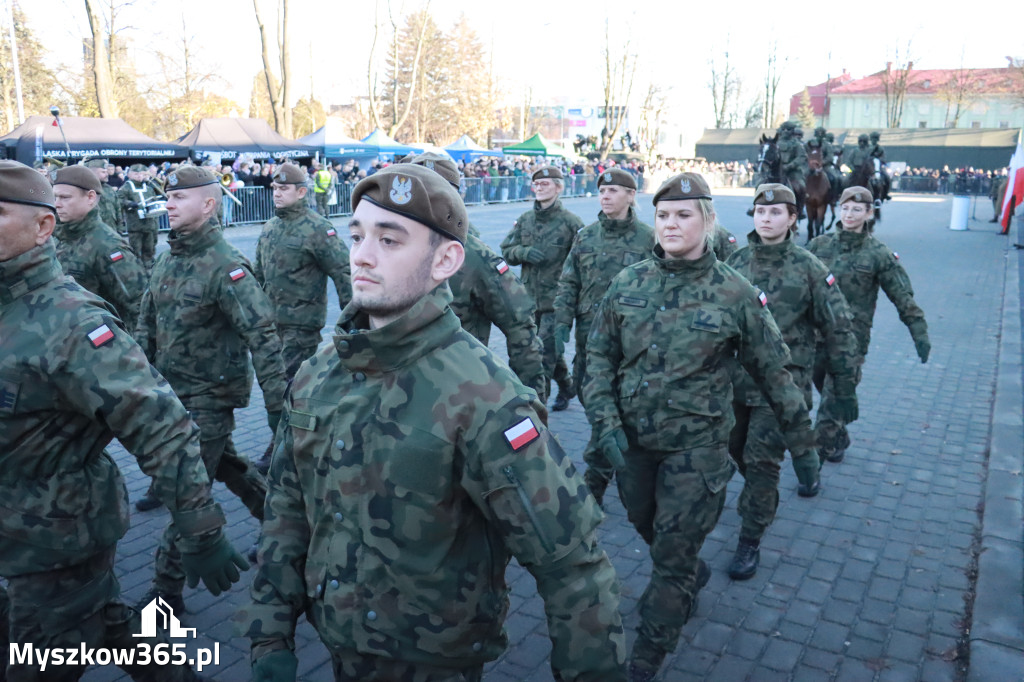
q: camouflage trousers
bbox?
[5,549,196,681]
[535,311,573,397]
[315,192,330,218]
[616,445,734,656]
[329,650,482,682]
[728,403,787,541]
[153,408,267,596]
[278,325,323,383]
[572,317,614,502]
[127,227,157,274]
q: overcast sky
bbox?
[25,0,1024,138]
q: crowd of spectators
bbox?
[890,165,1007,195]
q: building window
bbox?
[1000,121,1010,129]
[923,80,931,88]
[971,121,981,129]
[919,121,928,128]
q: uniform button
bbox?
[353,372,366,381]
[218,375,225,380]
[161,285,167,289]
[651,343,657,349]
[334,512,343,522]
[472,642,482,652]
[330,579,339,589]
[669,273,675,278]
[643,381,649,387]
[667,399,673,405]
[315,584,322,596]
[338,340,349,352]
[660,306,666,311]
[366,610,378,621]
[640,417,647,424]
[336,439,345,450]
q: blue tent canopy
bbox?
[360,128,422,159]
[299,121,375,158]
[444,134,503,163]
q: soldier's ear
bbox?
[431,239,465,282]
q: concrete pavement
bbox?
[82,191,1021,681]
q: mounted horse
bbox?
[847,157,886,222]
[748,134,806,225]
[804,148,835,242]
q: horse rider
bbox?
[869,131,892,201]
[825,132,841,168]
[807,127,842,200]
[845,134,873,183]
[777,122,807,217]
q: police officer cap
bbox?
[352,164,467,244]
[597,167,637,191]
[271,163,307,185]
[531,165,563,182]
[129,163,148,173]
[839,186,873,205]
[400,152,461,190]
[84,159,109,169]
[0,160,55,211]
[753,183,796,206]
[51,165,101,193]
[652,172,712,205]
[166,165,219,190]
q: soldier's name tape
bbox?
[10,642,220,672]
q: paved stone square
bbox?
[83,191,1019,681]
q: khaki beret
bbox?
[84,159,109,169]
[400,152,461,190]
[271,163,307,185]
[129,164,148,173]
[0,160,55,211]
[598,168,637,190]
[166,165,218,191]
[839,186,873,205]
[652,172,712,205]
[753,183,796,206]
[51,165,101,193]
[532,166,563,182]
[352,164,467,244]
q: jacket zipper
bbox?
[503,465,555,555]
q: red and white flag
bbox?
[88,324,114,347]
[229,267,246,281]
[1000,138,1024,234]
[503,417,539,451]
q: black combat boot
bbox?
[827,431,851,463]
[551,385,575,412]
[628,637,666,682]
[134,483,163,512]
[728,537,761,580]
[137,587,185,617]
[253,441,274,475]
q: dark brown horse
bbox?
[748,134,806,224]
[804,148,835,242]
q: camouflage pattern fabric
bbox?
[54,206,147,330]
[711,224,738,263]
[97,183,123,231]
[135,219,287,413]
[449,230,547,402]
[845,144,871,174]
[0,240,216,577]
[329,650,483,682]
[253,200,350,380]
[808,229,928,456]
[6,549,198,682]
[582,244,816,660]
[240,285,626,681]
[778,135,808,184]
[501,199,583,314]
[725,231,859,539]
[536,310,573,396]
[116,181,160,269]
[552,207,654,497]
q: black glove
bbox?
[523,247,546,265]
[915,338,930,364]
[266,410,282,435]
[252,649,297,682]
[553,324,570,359]
[833,393,859,424]
[180,529,249,596]
[598,428,628,471]
[792,449,821,498]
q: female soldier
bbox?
[583,173,821,682]
[808,186,930,463]
[724,184,860,581]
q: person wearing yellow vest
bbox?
[313,162,333,218]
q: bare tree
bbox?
[743,97,764,129]
[83,0,116,116]
[709,45,740,129]
[881,44,915,128]
[938,52,982,128]
[636,83,670,157]
[599,18,638,157]
[0,6,57,131]
[763,40,787,128]
[252,0,292,136]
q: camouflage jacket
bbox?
[135,220,287,412]
[808,229,928,355]
[253,201,350,330]
[778,138,807,176]
[98,183,123,230]
[726,231,860,405]
[116,180,160,233]
[712,223,739,262]
[845,145,872,172]
[0,241,218,576]
[500,199,584,313]
[583,246,814,454]
[449,231,546,398]
[242,285,626,679]
[54,207,147,329]
[553,208,655,337]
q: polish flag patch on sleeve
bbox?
[88,324,115,348]
[758,291,768,307]
[504,417,539,451]
[109,251,124,262]
[229,267,246,281]
[496,260,509,274]
[326,228,337,237]
[728,235,737,243]
[825,273,836,286]
[893,252,900,260]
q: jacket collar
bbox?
[55,207,103,241]
[651,243,716,276]
[0,240,63,304]
[167,219,221,256]
[274,200,309,221]
[745,229,794,256]
[598,207,638,235]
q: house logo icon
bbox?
[133,597,197,639]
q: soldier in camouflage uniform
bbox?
[135,166,287,613]
[553,168,655,505]
[85,159,123,232]
[582,173,820,682]
[239,165,626,682]
[724,184,860,580]
[845,134,873,181]
[807,127,842,202]
[868,131,892,201]
[398,153,548,404]
[116,164,161,273]
[0,160,246,681]
[777,122,807,210]
[501,165,583,411]
[808,186,930,463]
[712,221,738,261]
[251,162,351,473]
[50,165,147,330]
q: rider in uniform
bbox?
[845,134,872,181]
[807,127,842,200]
[777,122,807,218]
[869,131,891,202]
